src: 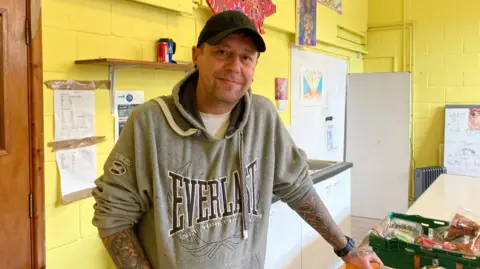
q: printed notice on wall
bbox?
[114,91,145,143]
[53,89,97,204]
[56,145,97,203]
[54,90,95,141]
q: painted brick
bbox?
[413,103,431,118]
[428,70,462,87]
[43,27,76,73]
[416,54,444,72]
[429,103,446,123]
[77,33,143,60]
[414,87,445,103]
[44,162,59,206]
[43,0,111,35]
[414,71,428,90]
[95,92,113,116]
[464,36,480,54]
[46,204,80,250]
[174,46,194,62]
[80,198,98,238]
[167,14,196,47]
[46,237,110,269]
[413,118,431,139]
[446,87,480,103]
[111,0,168,41]
[71,65,110,81]
[413,117,444,166]
[96,154,109,177]
[464,70,480,86]
[445,54,480,71]
[76,33,117,60]
[142,41,157,61]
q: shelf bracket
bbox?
[108,64,133,115]
[108,65,116,115]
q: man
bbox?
[92,10,383,269]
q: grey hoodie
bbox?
[92,70,315,269]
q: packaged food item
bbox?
[382,217,424,242]
[415,236,456,251]
[448,235,480,255]
[445,209,480,241]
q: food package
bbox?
[445,210,480,241]
[415,235,456,251]
[382,217,424,243]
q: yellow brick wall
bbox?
[366,0,480,200]
[42,0,367,268]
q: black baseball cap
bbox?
[197,10,266,53]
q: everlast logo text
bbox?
[169,160,260,236]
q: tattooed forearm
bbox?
[293,192,347,250]
[102,228,152,269]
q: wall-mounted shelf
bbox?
[74,58,195,114]
[75,58,194,71]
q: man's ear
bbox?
[192,45,199,66]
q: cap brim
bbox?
[205,27,266,53]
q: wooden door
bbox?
[0,0,33,268]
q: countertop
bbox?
[358,173,480,248]
[271,160,353,204]
[406,174,480,220]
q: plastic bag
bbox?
[415,235,456,251]
[445,208,480,241]
[382,217,424,243]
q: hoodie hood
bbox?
[155,69,252,140]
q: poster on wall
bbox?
[300,67,325,107]
[295,0,317,46]
[114,91,145,143]
[317,0,342,14]
[275,77,289,112]
[206,0,276,34]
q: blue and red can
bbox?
[156,38,176,63]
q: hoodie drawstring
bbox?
[238,130,249,239]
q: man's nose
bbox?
[224,56,242,73]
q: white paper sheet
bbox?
[53,89,96,203]
[114,91,145,143]
[54,90,95,141]
[56,145,97,197]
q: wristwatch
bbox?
[334,236,355,257]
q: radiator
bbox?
[414,166,447,200]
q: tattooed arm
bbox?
[293,192,383,268]
[102,228,152,269]
[293,191,348,250]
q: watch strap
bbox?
[334,236,355,257]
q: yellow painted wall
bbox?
[366,0,480,200]
[42,0,367,268]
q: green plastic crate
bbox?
[368,212,480,269]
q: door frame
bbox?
[27,0,45,268]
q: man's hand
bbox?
[342,247,383,269]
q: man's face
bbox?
[192,32,258,107]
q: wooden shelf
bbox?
[74,58,195,71]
